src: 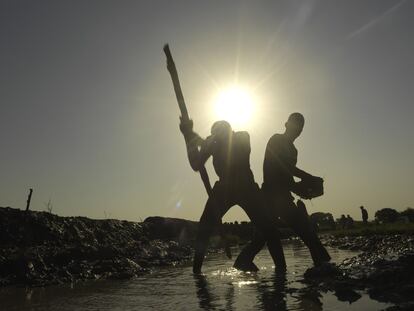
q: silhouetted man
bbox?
[339,214,347,229]
[180,118,286,274]
[346,215,354,228]
[360,206,368,225]
[234,113,331,270]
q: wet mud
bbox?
[301,234,414,310]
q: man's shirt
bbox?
[209,131,254,183]
[263,134,297,192]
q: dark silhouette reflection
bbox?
[194,271,342,311]
[295,288,323,311]
[193,274,218,310]
[224,282,235,311]
[193,273,237,311]
[193,271,289,311]
[256,270,288,311]
[334,287,361,304]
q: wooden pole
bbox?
[25,188,33,212]
[163,44,231,258]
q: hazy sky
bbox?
[1,0,413,222]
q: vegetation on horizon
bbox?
[324,222,414,237]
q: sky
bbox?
[1,0,413,222]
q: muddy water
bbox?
[0,241,392,310]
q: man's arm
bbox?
[291,166,314,180]
[180,118,215,171]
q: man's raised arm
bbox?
[179,118,215,172]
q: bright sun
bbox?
[213,86,255,128]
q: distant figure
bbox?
[179,118,286,274]
[234,113,331,270]
[346,215,354,229]
[339,214,347,229]
[360,206,368,225]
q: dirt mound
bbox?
[0,207,192,287]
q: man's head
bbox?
[285,112,305,140]
[360,206,364,210]
[211,120,232,142]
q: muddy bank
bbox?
[303,234,414,310]
[2,205,413,310]
[0,207,192,287]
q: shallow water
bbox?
[1,241,392,311]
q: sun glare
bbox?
[213,86,255,128]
